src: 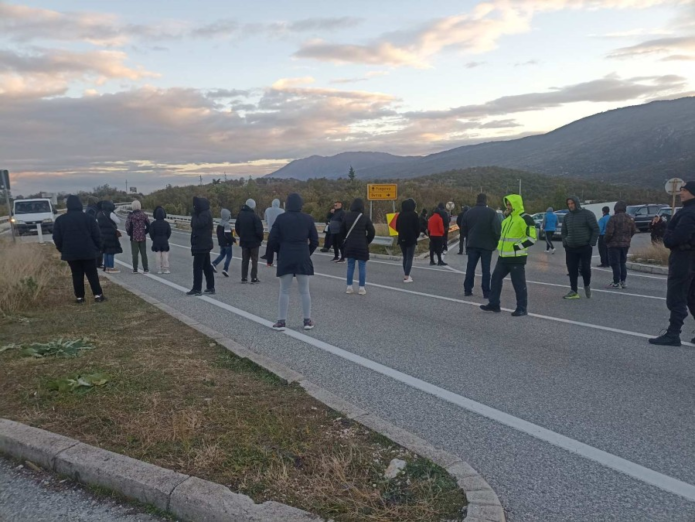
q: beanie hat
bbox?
[245,198,256,209]
[682,181,695,195]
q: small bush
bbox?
[630,242,670,266]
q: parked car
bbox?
[538,213,564,240]
[10,198,56,235]
[531,212,545,228]
[626,204,664,232]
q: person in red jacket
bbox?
[428,209,448,266]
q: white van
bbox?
[11,198,56,235]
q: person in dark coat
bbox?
[395,198,420,283]
[341,198,375,295]
[125,200,150,274]
[329,201,346,262]
[149,206,171,274]
[266,193,319,331]
[85,204,103,269]
[235,198,264,283]
[212,208,236,277]
[461,193,502,298]
[604,201,637,289]
[650,215,666,244]
[320,206,334,252]
[562,196,599,299]
[96,200,122,273]
[456,205,470,255]
[53,195,105,303]
[187,196,215,296]
[419,209,429,237]
[437,203,451,253]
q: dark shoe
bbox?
[511,309,527,317]
[204,288,215,295]
[303,319,315,330]
[222,270,229,277]
[332,257,339,262]
[480,304,501,313]
[337,259,346,264]
[241,279,248,284]
[186,289,202,296]
[132,269,139,274]
[457,251,463,255]
[607,282,620,288]
[649,333,681,346]
[251,278,260,284]
[464,292,473,297]
[75,298,85,304]
[272,320,286,331]
[260,254,267,261]
[320,248,329,253]
[437,261,448,266]
[620,281,627,289]
[584,286,592,299]
[94,295,107,303]
[210,264,218,273]
[429,261,436,266]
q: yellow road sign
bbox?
[368,184,398,201]
[386,213,399,236]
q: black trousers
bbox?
[67,259,103,298]
[192,253,214,292]
[241,246,259,280]
[666,250,695,335]
[608,246,629,284]
[598,235,609,266]
[332,234,344,260]
[464,248,492,297]
[488,260,527,311]
[458,234,466,254]
[429,236,443,263]
[322,231,332,250]
[566,245,593,291]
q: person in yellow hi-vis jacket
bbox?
[480,194,537,317]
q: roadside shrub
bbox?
[629,242,670,266]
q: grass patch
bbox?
[629,242,669,266]
[0,243,465,521]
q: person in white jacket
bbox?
[261,199,284,262]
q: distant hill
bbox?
[268,151,417,180]
[268,97,695,188]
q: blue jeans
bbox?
[103,253,115,269]
[213,246,232,271]
[346,258,367,287]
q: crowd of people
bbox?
[50,184,695,346]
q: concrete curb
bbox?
[106,275,506,521]
[626,260,668,275]
[0,419,318,522]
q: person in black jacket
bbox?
[456,205,470,255]
[235,199,264,283]
[437,203,451,253]
[341,198,375,295]
[149,206,171,274]
[395,198,420,283]
[85,205,103,269]
[650,182,695,346]
[96,201,122,273]
[330,201,346,262]
[461,193,502,298]
[419,209,429,237]
[212,208,235,277]
[53,195,105,303]
[266,193,319,331]
[320,207,334,252]
[187,196,215,296]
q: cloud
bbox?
[329,71,390,84]
[465,61,487,68]
[515,60,539,66]
[608,35,695,60]
[206,88,253,99]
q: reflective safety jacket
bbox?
[498,194,537,264]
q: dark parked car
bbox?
[626,204,663,232]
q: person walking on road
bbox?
[542,207,558,253]
[604,201,636,289]
[395,198,420,283]
[562,196,599,299]
[329,201,346,262]
[480,194,536,316]
[597,206,611,268]
[438,203,451,253]
[187,196,215,296]
[96,201,122,274]
[650,215,666,244]
[235,199,264,283]
[125,200,150,274]
[53,195,106,303]
[461,193,502,298]
[212,209,235,277]
[341,198,375,295]
[456,206,470,255]
[428,208,447,266]
[261,199,284,261]
[149,206,171,274]
[266,193,319,331]
[649,182,695,346]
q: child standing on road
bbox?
[212,208,235,277]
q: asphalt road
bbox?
[107,226,695,522]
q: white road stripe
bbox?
[112,257,695,503]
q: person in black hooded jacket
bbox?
[396,198,420,282]
[187,196,214,296]
[235,199,264,283]
[456,206,470,254]
[341,198,375,295]
[149,206,171,274]
[85,204,103,269]
[53,195,106,303]
[266,193,319,331]
[96,200,122,273]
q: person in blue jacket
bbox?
[542,207,558,253]
[597,206,611,267]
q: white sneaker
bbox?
[163,269,170,274]
[404,276,413,283]
[551,248,556,255]
[358,287,367,295]
[157,270,163,274]
[346,286,354,294]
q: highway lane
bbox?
[108,226,694,521]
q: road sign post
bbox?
[1,170,14,243]
[665,178,684,216]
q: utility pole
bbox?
[125,179,128,193]
[518,179,522,196]
[199,175,203,186]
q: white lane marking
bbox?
[112,257,695,503]
[594,266,667,281]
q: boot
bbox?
[648,331,681,347]
[511,309,528,317]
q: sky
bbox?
[1,0,694,195]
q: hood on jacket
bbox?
[193,197,210,214]
[220,208,231,224]
[437,202,446,210]
[66,195,83,212]
[350,198,365,213]
[504,194,525,217]
[546,207,554,212]
[286,193,303,212]
[154,206,167,220]
[567,196,582,212]
[85,206,98,218]
[245,198,256,210]
[271,199,280,208]
[461,206,470,213]
[614,201,627,213]
[476,193,487,205]
[101,201,115,213]
[401,198,416,212]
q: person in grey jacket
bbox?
[261,199,284,261]
[561,196,599,299]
